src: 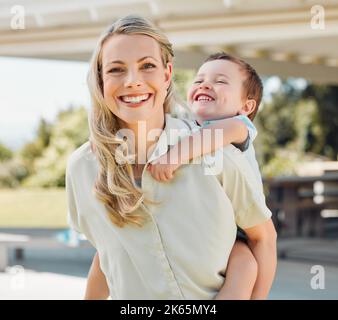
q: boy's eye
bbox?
[193,80,203,84]
[216,80,228,84]
[142,63,156,69]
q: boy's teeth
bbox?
[197,95,213,101]
[121,94,150,103]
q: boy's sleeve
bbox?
[233,115,257,141]
[220,145,271,229]
[232,134,250,152]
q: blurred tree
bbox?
[173,68,196,102]
[255,80,338,177]
[255,80,301,165]
[301,84,338,160]
[19,118,52,180]
[22,107,89,188]
[0,143,13,161]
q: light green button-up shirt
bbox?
[66,114,271,300]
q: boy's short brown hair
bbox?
[204,52,263,120]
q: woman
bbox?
[66,15,276,300]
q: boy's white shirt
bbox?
[196,115,264,193]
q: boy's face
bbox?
[187,59,247,121]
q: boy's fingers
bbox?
[160,172,168,182]
[166,173,173,181]
[165,170,173,181]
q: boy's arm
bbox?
[85,252,110,300]
[218,147,276,299]
[243,219,277,299]
[174,118,248,165]
[148,118,248,181]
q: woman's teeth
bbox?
[121,94,150,103]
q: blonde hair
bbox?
[87,15,176,228]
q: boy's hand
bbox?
[147,151,181,182]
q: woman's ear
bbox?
[164,62,173,87]
[240,99,256,116]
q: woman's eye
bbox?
[142,63,156,69]
[108,67,124,73]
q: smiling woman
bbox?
[66,15,274,300]
[100,34,172,126]
[86,16,178,225]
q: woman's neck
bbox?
[119,115,165,165]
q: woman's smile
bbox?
[118,93,153,108]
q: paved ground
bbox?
[1,244,338,300]
[269,259,338,299]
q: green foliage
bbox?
[0,159,28,188]
[0,143,13,161]
[255,80,338,177]
[22,107,89,188]
[173,68,196,102]
[301,84,338,159]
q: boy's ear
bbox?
[240,99,256,116]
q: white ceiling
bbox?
[1,0,338,83]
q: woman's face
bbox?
[101,34,172,126]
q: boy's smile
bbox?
[193,92,215,103]
[187,59,247,122]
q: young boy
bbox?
[147,52,272,299]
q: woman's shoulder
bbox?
[67,141,96,174]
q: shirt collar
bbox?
[147,114,190,164]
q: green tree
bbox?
[301,84,338,160]
[0,143,13,161]
[255,80,301,165]
[22,107,89,187]
[255,80,338,177]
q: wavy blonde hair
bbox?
[87,15,177,228]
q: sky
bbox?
[0,57,90,150]
[0,56,306,151]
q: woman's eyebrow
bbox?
[137,56,159,63]
[105,56,159,68]
[104,60,124,70]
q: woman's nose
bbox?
[125,70,142,88]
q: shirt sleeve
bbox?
[233,115,257,141]
[232,133,250,152]
[66,161,82,234]
[65,157,97,248]
[219,145,272,229]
